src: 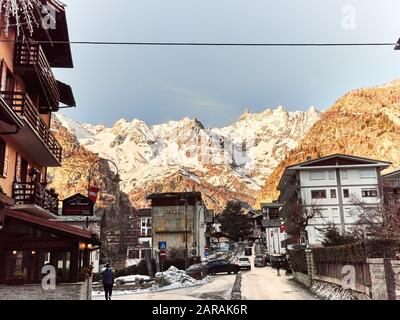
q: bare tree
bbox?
[282,198,322,244]
[349,194,400,240]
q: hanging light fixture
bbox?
[0,0,43,36]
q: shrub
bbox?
[288,249,308,274]
[313,239,400,264]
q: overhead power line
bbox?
[0,40,396,47]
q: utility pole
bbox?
[184,194,188,270]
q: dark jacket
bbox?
[102,267,115,285]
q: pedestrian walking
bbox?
[102,263,115,300]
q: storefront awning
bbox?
[5,209,99,244]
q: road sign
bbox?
[160,249,167,260]
[88,186,100,203]
[159,241,167,250]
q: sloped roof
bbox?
[277,153,391,190]
[6,209,98,242]
[288,153,391,169]
[382,169,400,180]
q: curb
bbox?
[231,274,242,300]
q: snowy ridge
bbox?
[56,106,320,209]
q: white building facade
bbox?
[260,203,286,254]
[277,154,391,245]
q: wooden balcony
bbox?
[14,41,60,112]
[0,91,62,166]
[12,182,59,218]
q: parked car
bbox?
[254,254,266,267]
[244,247,252,256]
[206,260,240,275]
[270,254,291,271]
[186,264,208,280]
[237,257,251,270]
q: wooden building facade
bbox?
[0,0,99,289]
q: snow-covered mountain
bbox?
[54,106,320,211]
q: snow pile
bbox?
[155,266,207,288]
[115,275,150,285]
[125,259,140,268]
[93,267,208,297]
[311,282,358,300]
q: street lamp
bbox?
[86,158,121,228]
[197,202,207,259]
[395,38,400,50]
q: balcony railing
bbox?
[383,180,400,188]
[14,41,60,112]
[0,91,62,163]
[13,182,59,215]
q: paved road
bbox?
[94,243,317,301]
[241,250,317,300]
[94,274,236,300]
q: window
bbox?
[362,189,378,198]
[359,169,376,179]
[332,208,339,218]
[311,190,327,199]
[341,170,348,179]
[329,170,336,180]
[320,209,329,218]
[343,189,350,198]
[330,189,337,198]
[310,170,325,180]
[0,139,9,178]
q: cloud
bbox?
[166,85,232,111]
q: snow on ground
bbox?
[93,266,209,297]
[114,275,151,285]
[125,259,140,268]
[311,282,359,300]
[155,266,206,286]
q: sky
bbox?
[54,0,400,128]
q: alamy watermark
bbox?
[41,5,57,30]
[341,265,356,290]
[342,4,356,30]
[148,129,258,175]
[41,265,56,290]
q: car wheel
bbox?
[234,270,239,274]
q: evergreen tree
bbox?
[219,201,252,241]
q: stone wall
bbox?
[389,260,400,300]
[293,271,312,288]
[0,278,92,300]
[294,250,400,300]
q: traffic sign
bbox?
[159,241,167,250]
[160,249,167,260]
